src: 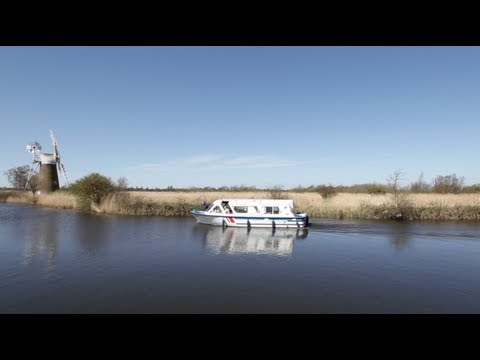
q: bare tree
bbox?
[410,171,431,193]
[387,169,405,206]
[384,169,413,220]
[116,176,129,190]
[4,165,31,190]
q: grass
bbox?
[2,189,480,221]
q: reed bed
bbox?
[35,192,77,209]
[291,192,480,220]
[0,190,34,204]
[98,191,270,216]
[0,190,14,202]
[0,190,77,208]
[2,189,480,220]
[114,192,480,220]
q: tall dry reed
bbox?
[1,190,34,204]
[3,189,480,220]
[36,192,77,209]
[112,191,480,220]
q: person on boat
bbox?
[202,201,210,210]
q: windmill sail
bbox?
[50,129,69,187]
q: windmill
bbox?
[26,130,69,194]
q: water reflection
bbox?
[23,213,58,278]
[389,223,413,250]
[75,213,112,255]
[194,225,308,256]
[4,203,480,313]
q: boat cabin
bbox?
[204,199,297,216]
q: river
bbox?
[1,203,480,313]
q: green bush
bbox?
[365,184,387,195]
[315,185,337,199]
[69,173,115,210]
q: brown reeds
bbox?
[0,190,34,204]
[36,191,77,209]
[2,190,480,220]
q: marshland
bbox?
[2,174,480,221]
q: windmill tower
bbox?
[26,130,69,195]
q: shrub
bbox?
[365,184,387,195]
[69,172,115,210]
[432,174,464,194]
[267,185,287,199]
[361,198,415,221]
[315,185,337,199]
[463,184,480,193]
[410,172,431,193]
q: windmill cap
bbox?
[40,153,56,164]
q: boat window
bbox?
[251,206,259,213]
[264,206,280,214]
[234,206,248,213]
[212,206,223,213]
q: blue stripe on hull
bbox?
[191,211,307,228]
[191,210,306,222]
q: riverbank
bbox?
[2,190,480,220]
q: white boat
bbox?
[191,199,309,228]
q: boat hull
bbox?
[191,210,308,228]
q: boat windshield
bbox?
[206,203,215,212]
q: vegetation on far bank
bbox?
[2,168,480,221]
[2,188,480,221]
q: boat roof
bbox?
[214,199,294,206]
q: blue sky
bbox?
[1,46,479,189]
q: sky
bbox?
[1,46,479,189]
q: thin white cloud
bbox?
[184,154,222,164]
[128,154,313,173]
[128,163,172,172]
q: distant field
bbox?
[2,190,480,220]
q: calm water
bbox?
[1,202,480,313]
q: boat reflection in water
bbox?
[195,225,308,257]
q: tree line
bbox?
[3,165,479,195]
